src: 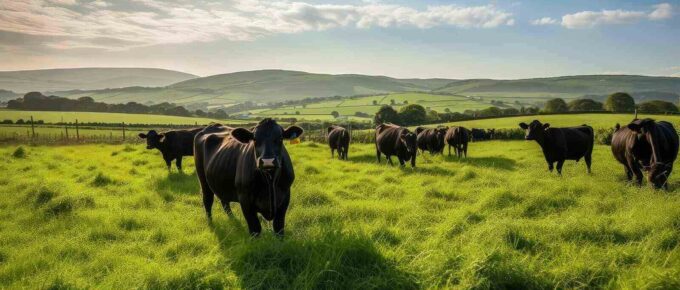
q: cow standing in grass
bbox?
[327,126,350,160]
[194,120,303,236]
[375,123,417,168]
[611,118,678,189]
[445,126,470,158]
[518,120,593,174]
[138,127,203,171]
[415,127,447,155]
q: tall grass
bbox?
[0,141,678,289]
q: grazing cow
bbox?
[611,118,678,189]
[518,120,593,174]
[487,129,496,140]
[470,128,488,142]
[327,126,350,160]
[194,119,303,236]
[445,126,470,158]
[375,123,417,167]
[415,127,447,155]
[138,127,203,171]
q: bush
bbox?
[568,99,604,112]
[1,119,12,124]
[637,100,678,114]
[12,146,26,158]
[543,98,568,113]
[605,92,635,112]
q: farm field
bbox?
[1,141,679,289]
[243,92,516,121]
[0,109,249,125]
[441,113,680,130]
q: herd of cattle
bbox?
[137,116,678,236]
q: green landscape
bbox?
[1,139,678,289]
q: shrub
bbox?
[12,146,26,158]
[543,98,568,113]
[605,92,635,112]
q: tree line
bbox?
[374,92,679,126]
[7,92,229,119]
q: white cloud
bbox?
[649,3,673,20]
[0,0,514,50]
[561,3,673,29]
[531,17,557,25]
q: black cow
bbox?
[445,126,469,158]
[138,127,203,171]
[194,119,303,237]
[611,118,679,189]
[327,126,350,160]
[375,123,417,167]
[415,127,447,155]
[519,120,593,174]
[470,128,488,142]
[487,129,496,140]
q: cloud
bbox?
[561,3,673,29]
[531,17,557,25]
[0,0,514,50]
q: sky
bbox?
[0,0,679,79]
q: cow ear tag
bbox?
[289,132,300,145]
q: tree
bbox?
[372,100,378,105]
[296,111,301,115]
[398,104,427,125]
[374,105,399,124]
[502,108,519,115]
[568,98,604,112]
[605,92,635,112]
[390,99,396,105]
[444,108,451,113]
[637,100,679,113]
[195,109,206,117]
[331,111,339,118]
[213,109,228,119]
[543,98,568,113]
[403,100,409,104]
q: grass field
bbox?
[1,140,679,289]
[442,113,680,130]
[0,110,249,125]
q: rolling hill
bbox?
[0,68,197,94]
[54,70,453,106]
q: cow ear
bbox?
[627,123,641,132]
[283,126,303,139]
[543,123,550,129]
[519,122,528,129]
[231,128,254,143]
[138,133,147,139]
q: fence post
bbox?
[30,116,35,139]
[75,119,80,141]
[65,125,69,140]
[122,122,126,140]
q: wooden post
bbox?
[65,125,69,140]
[75,119,80,141]
[30,116,35,139]
[122,122,126,140]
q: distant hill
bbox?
[0,68,197,93]
[16,70,680,108]
[54,70,454,106]
[435,75,680,100]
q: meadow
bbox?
[442,113,680,130]
[0,140,679,289]
[0,109,247,125]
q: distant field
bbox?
[440,113,680,129]
[244,92,513,121]
[0,141,679,288]
[0,110,249,125]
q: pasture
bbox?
[442,113,680,130]
[0,140,679,289]
[0,109,246,125]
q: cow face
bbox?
[400,131,417,154]
[231,119,303,171]
[138,130,164,149]
[519,120,550,141]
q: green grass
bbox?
[0,141,679,289]
[0,109,249,125]
[441,113,680,129]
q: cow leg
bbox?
[344,147,349,160]
[176,157,182,172]
[273,191,290,237]
[556,160,565,175]
[584,154,592,174]
[220,199,233,216]
[463,143,468,158]
[387,155,394,166]
[241,204,262,237]
[547,161,554,172]
[165,159,172,172]
[331,148,334,159]
[202,192,214,220]
[624,165,633,181]
[665,166,673,190]
[376,149,381,163]
[628,159,644,186]
[398,157,405,167]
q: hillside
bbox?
[436,75,680,100]
[0,68,197,94]
[55,70,451,106]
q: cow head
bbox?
[519,120,549,141]
[627,119,669,188]
[138,130,164,149]
[400,131,417,154]
[231,118,303,171]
